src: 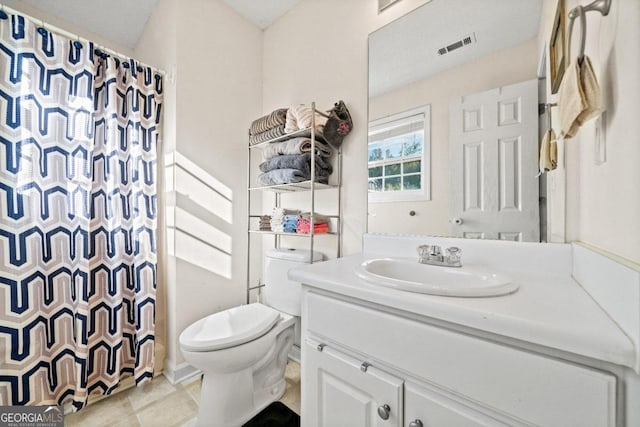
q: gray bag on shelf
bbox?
[322,100,353,147]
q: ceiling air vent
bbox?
[437,33,476,56]
[378,0,402,13]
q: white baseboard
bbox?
[164,361,201,384]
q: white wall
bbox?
[368,38,538,235]
[136,0,263,378]
[538,0,640,263]
[263,0,433,256]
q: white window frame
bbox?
[367,105,431,203]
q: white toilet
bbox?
[179,248,322,427]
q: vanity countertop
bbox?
[290,253,636,370]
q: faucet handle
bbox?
[417,245,430,257]
[446,246,461,256]
[446,246,462,265]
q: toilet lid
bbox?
[179,303,281,352]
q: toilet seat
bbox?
[180,303,281,352]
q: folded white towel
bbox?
[539,129,558,174]
[285,105,328,134]
[272,207,300,216]
[558,56,601,138]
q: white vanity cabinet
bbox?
[301,289,618,427]
[304,340,403,426]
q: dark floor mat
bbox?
[243,401,300,427]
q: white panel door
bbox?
[303,340,403,427]
[450,79,539,241]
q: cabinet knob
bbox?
[409,420,424,427]
[377,404,391,420]
[452,217,463,225]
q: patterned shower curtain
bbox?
[0,13,163,408]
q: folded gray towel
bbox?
[259,153,333,176]
[249,108,288,135]
[257,168,330,186]
[261,137,333,160]
[249,125,286,145]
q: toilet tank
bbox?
[262,248,323,316]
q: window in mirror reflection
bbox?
[368,105,431,202]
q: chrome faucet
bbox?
[417,245,462,267]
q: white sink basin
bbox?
[355,258,518,297]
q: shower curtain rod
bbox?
[0,3,166,76]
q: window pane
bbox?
[384,163,401,176]
[403,133,423,156]
[385,177,401,191]
[368,107,430,199]
[384,143,403,159]
[403,174,421,190]
[368,144,383,162]
[403,160,421,174]
[369,166,382,178]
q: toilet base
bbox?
[189,317,295,427]
[193,372,286,427]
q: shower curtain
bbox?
[0,13,163,409]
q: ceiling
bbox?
[1,0,300,50]
[369,0,543,97]
[223,0,302,30]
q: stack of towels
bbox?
[270,208,300,233]
[249,108,288,145]
[249,104,336,186]
[249,105,328,146]
[259,215,272,231]
[282,214,299,233]
[284,104,328,135]
[297,212,330,234]
[266,209,331,234]
[258,150,333,186]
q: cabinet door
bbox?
[303,340,403,427]
[405,381,522,427]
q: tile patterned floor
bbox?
[64,361,301,427]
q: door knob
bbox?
[377,403,391,420]
[452,217,463,225]
[409,420,424,427]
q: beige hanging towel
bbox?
[558,56,602,138]
[539,128,558,173]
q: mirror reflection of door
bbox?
[367,0,546,241]
[450,79,539,242]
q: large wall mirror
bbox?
[368,0,560,242]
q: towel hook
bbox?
[567,0,612,64]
